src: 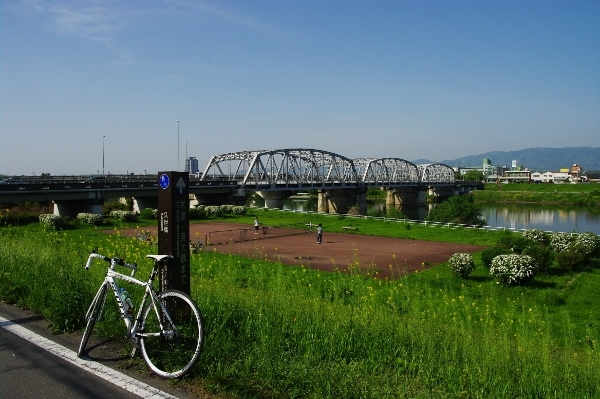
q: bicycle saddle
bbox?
[146,254,173,263]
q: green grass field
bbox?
[474,182,600,206]
[1,213,600,398]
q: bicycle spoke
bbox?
[139,290,203,378]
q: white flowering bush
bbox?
[448,253,476,278]
[232,206,247,215]
[571,232,600,257]
[219,205,235,214]
[109,210,138,222]
[522,229,548,245]
[77,213,103,226]
[549,233,577,253]
[39,214,64,229]
[490,254,537,286]
[204,206,223,217]
[139,208,158,220]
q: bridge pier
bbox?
[53,198,104,218]
[385,187,427,206]
[317,188,366,214]
[132,196,158,213]
[427,185,457,202]
[256,190,294,209]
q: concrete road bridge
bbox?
[0,148,481,217]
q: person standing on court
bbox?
[254,216,260,235]
[316,223,323,244]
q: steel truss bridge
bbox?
[201,148,455,190]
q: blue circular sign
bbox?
[159,174,169,189]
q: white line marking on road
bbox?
[0,316,178,399]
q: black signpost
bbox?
[157,171,190,295]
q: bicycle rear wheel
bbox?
[139,290,204,378]
[78,283,107,357]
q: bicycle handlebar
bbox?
[85,252,106,270]
[85,252,138,277]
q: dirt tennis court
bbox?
[118,222,485,279]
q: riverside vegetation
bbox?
[1,210,600,398]
[473,182,600,206]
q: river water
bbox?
[248,196,600,235]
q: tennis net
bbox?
[204,222,313,246]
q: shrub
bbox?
[139,208,158,220]
[496,234,535,254]
[205,206,223,217]
[39,214,64,229]
[232,206,247,215]
[367,208,385,217]
[549,233,576,253]
[386,207,408,219]
[571,232,600,257]
[0,213,40,226]
[490,254,537,286]
[347,205,361,215]
[425,195,486,227]
[521,244,554,272]
[556,250,586,271]
[109,210,138,222]
[103,198,130,214]
[522,229,549,246]
[219,204,235,214]
[189,207,207,220]
[448,253,476,278]
[481,246,512,268]
[76,213,104,226]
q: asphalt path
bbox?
[0,327,141,399]
[0,302,206,399]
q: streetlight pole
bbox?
[102,135,105,175]
[176,120,180,171]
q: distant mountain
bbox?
[410,158,434,165]
[431,147,600,172]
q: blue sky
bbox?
[1,0,598,175]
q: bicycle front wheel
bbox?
[139,290,204,378]
[78,283,107,357]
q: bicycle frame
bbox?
[85,255,177,345]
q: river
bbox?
[248,196,600,235]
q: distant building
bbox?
[185,157,199,174]
[531,172,555,183]
[498,169,531,183]
[570,164,583,182]
[530,164,587,184]
[457,158,503,181]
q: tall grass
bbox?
[190,250,600,398]
[1,224,600,397]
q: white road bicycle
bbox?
[78,251,204,378]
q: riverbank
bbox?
[472,182,600,206]
[2,216,600,397]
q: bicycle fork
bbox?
[85,282,108,323]
[129,289,177,357]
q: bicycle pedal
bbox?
[130,337,141,349]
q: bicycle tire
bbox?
[139,290,204,378]
[78,283,107,357]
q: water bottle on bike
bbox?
[120,287,134,316]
